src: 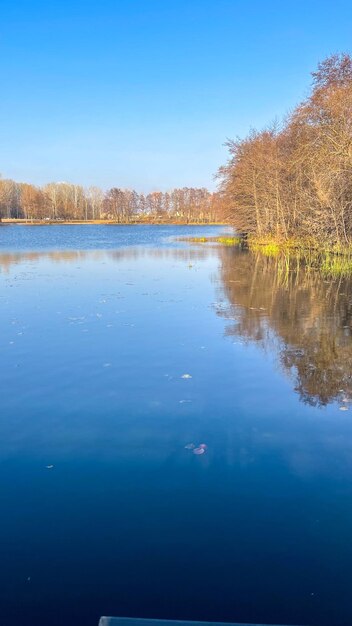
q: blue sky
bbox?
[1,0,352,191]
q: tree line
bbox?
[0,179,225,223]
[218,53,352,245]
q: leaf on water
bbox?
[184,443,195,450]
[45,465,54,469]
[181,374,192,379]
[193,447,205,455]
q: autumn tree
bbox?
[218,53,352,245]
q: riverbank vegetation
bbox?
[0,182,226,224]
[249,237,352,277]
[180,235,241,245]
[186,233,352,277]
[218,53,352,254]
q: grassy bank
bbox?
[181,235,241,245]
[249,236,352,277]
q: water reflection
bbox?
[218,247,352,406]
[0,246,218,273]
[3,243,352,408]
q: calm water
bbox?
[1,225,352,626]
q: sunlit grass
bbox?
[182,235,241,245]
[248,236,352,277]
[251,242,281,257]
[320,253,352,277]
[216,236,241,245]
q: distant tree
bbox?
[20,184,45,220]
[87,186,104,220]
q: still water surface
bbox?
[1,225,352,626]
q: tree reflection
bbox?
[0,246,217,273]
[218,247,352,406]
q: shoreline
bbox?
[185,234,352,277]
[0,219,227,227]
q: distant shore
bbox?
[0,219,226,226]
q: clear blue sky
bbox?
[1,0,351,192]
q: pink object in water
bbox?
[193,447,205,455]
[199,443,208,450]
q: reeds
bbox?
[248,236,352,277]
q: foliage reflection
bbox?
[219,247,352,406]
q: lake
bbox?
[0,224,352,626]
